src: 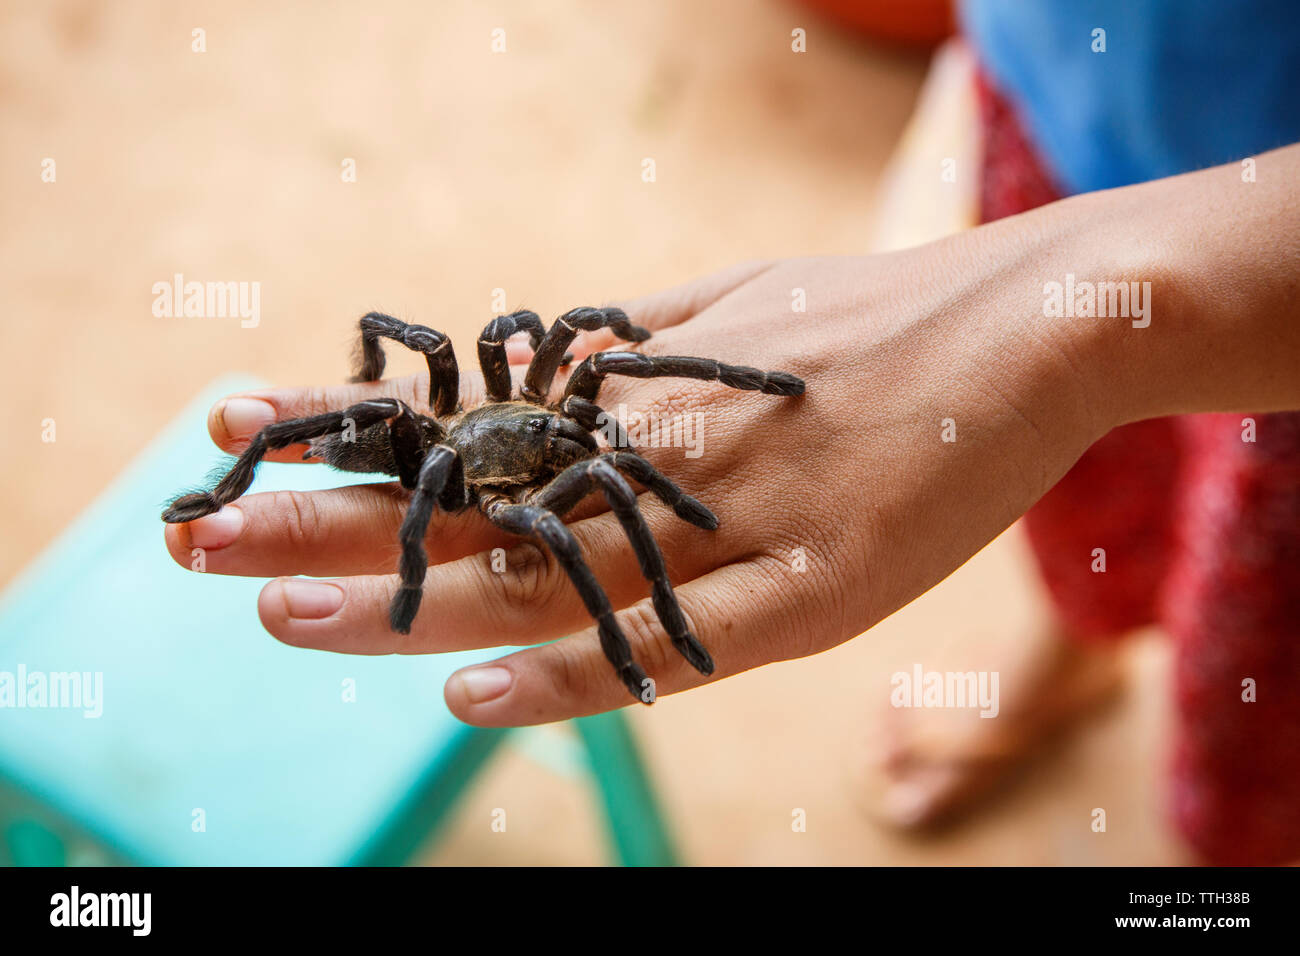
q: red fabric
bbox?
[974,69,1063,222]
[1163,414,1300,864]
[976,69,1300,864]
[1021,419,1183,638]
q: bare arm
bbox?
[1035,142,1300,422]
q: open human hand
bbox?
[162,238,1103,727]
[164,146,1300,725]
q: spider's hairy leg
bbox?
[161,399,407,523]
[353,311,460,416]
[477,310,545,403]
[390,444,460,633]
[562,352,805,404]
[522,306,651,404]
[488,500,651,702]
[534,458,714,676]
[556,399,716,528]
[605,451,718,530]
[558,395,632,450]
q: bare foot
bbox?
[859,617,1125,830]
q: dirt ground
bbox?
[0,0,1187,864]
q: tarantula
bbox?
[163,308,804,701]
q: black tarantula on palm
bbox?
[163,307,804,701]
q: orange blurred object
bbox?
[793,0,956,48]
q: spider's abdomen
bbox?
[309,423,398,474]
[307,414,444,477]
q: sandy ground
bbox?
[0,0,1186,864]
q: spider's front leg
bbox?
[563,352,804,403]
[353,312,461,416]
[161,399,427,523]
[477,310,545,403]
[533,456,715,676]
[485,499,652,702]
[521,307,650,403]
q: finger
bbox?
[162,483,510,577]
[505,339,534,365]
[441,558,801,726]
[505,260,776,365]
[207,368,508,462]
[256,499,733,656]
[207,375,427,462]
[622,259,776,333]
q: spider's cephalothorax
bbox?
[163,307,804,701]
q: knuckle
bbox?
[304,385,334,417]
[618,600,678,679]
[750,524,850,659]
[403,372,430,412]
[366,484,410,529]
[481,540,565,624]
[272,489,323,549]
[545,638,602,702]
[647,381,711,420]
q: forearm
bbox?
[1046,143,1300,426]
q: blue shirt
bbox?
[961,0,1300,192]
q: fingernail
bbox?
[187,506,243,549]
[279,580,344,619]
[217,397,277,439]
[453,666,514,704]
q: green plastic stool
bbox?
[0,378,679,868]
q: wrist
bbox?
[1037,188,1174,432]
[942,193,1145,446]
